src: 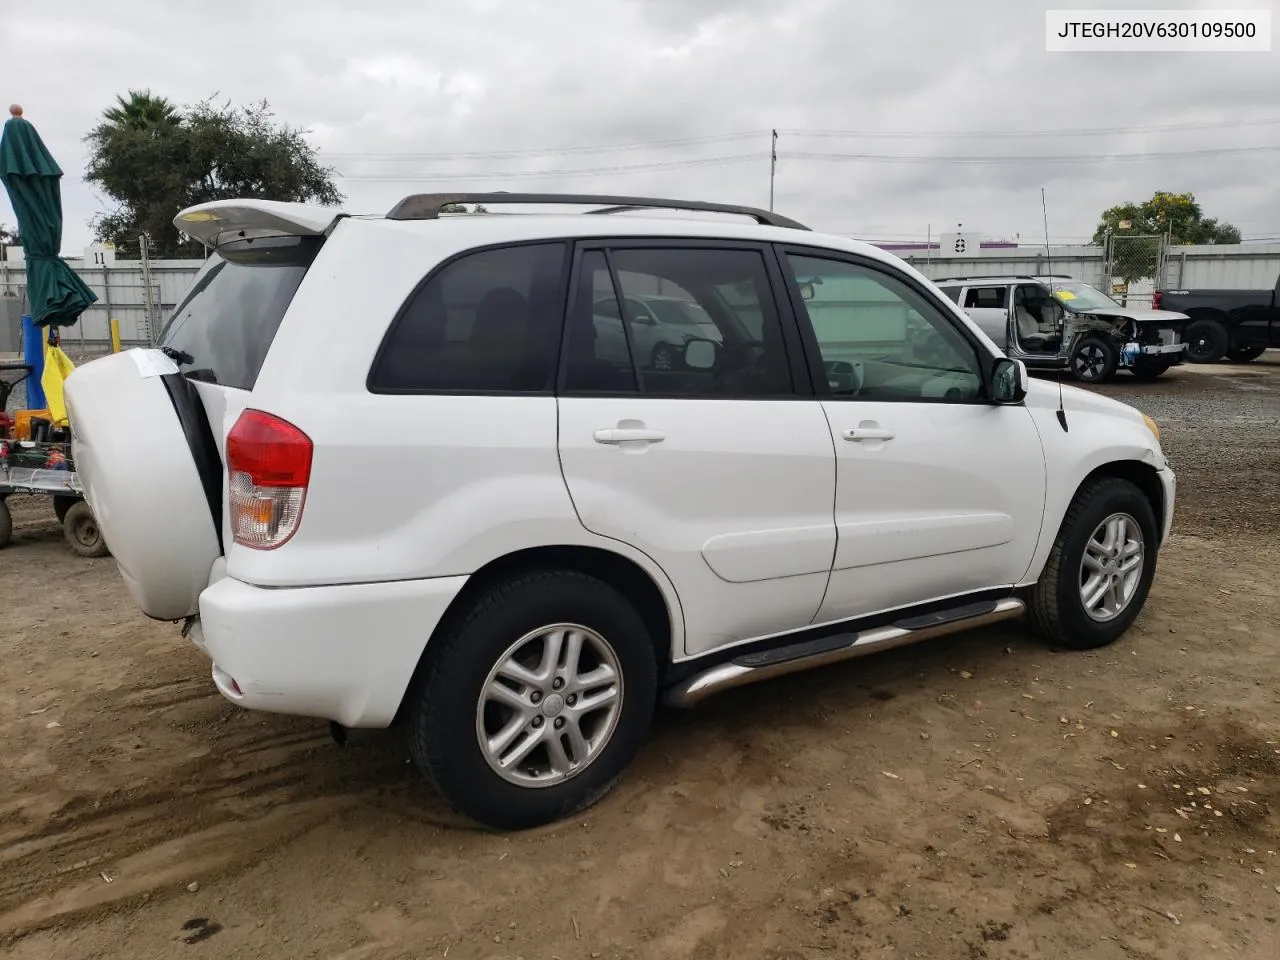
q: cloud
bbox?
[1,0,1277,254]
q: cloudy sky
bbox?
[3,0,1278,255]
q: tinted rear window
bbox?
[158,235,322,390]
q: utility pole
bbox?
[768,129,778,212]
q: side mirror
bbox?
[990,357,1028,404]
[683,338,718,371]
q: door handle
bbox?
[842,427,895,442]
[594,427,666,445]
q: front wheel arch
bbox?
[1075,461,1166,542]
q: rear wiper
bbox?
[160,346,194,366]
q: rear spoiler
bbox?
[173,199,345,248]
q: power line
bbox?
[321,117,1280,162]
[323,130,767,161]
[780,117,1280,140]
[336,153,767,181]
[788,144,1280,164]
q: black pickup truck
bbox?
[1155,273,1280,363]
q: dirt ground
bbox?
[2,357,1278,960]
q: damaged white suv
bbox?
[65,193,1175,830]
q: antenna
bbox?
[1042,187,1068,432]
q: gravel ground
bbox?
[1,352,1278,960]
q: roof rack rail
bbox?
[385,193,810,230]
[933,273,1073,283]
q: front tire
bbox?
[1071,337,1119,384]
[1028,477,1158,650]
[651,343,678,372]
[1185,318,1229,363]
[408,570,657,830]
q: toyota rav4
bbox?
[63,193,1175,830]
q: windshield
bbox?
[1047,281,1122,311]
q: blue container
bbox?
[21,314,47,410]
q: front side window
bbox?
[784,253,983,401]
[369,242,567,392]
[563,246,794,398]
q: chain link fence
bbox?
[1103,234,1168,309]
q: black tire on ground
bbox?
[1185,318,1229,364]
[0,498,11,549]
[1027,477,1159,651]
[1070,337,1119,384]
[1130,358,1172,381]
[408,569,658,830]
[53,494,79,524]
[1225,345,1266,363]
[651,342,678,371]
[63,500,110,558]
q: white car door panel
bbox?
[559,398,836,657]
[817,400,1045,623]
[780,250,1048,626]
[558,244,837,658]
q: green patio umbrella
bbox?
[0,104,97,327]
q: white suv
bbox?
[64,193,1175,830]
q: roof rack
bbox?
[385,193,810,230]
[933,273,1074,283]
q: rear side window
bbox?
[369,242,568,393]
[963,286,1007,309]
[158,235,322,390]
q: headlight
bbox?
[1142,413,1161,444]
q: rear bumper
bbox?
[192,571,469,728]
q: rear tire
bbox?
[1071,337,1119,384]
[1225,345,1266,363]
[0,498,12,549]
[1028,477,1158,650]
[1185,319,1229,363]
[63,501,110,558]
[408,569,657,830]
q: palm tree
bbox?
[100,90,179,131]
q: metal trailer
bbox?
[0,364,107,557]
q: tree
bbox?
[84,93,343,258]
[0,222,19,246]
[1091,191,1241,246]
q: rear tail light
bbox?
[226,409,313,550]
[1153,291,1163,310]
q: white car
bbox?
[64,193,1175,830]
[591,293,724,371]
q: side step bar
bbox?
[665,597,1026,707]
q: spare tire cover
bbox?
[65,349,222,621]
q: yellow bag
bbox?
[41,340,77,428]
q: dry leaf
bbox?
[959,671,973,680]
[1110,730,1120,738]
[882,771,901,780]
[1174,833,1183,842]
